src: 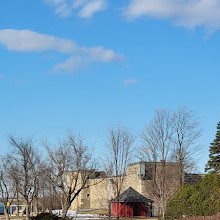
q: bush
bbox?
[30,213,67,220]
[165,174,220,220]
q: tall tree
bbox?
[0,157,16,220]
[36,162,62,213]
[205,121,220,173]
[8,135,40,220]
[105,126,135,220]
[140,109,176,220]
[44,132,94,218]
[172,106,201,186]
[8,160,21,217]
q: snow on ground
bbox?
[52,210,102,219]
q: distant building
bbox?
[0,202,26,216]
[69,161,180,216]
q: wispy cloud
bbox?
[0,29,78,53]
[54,56,84,73]
[78,0,107,18]
[0,29,124,74]
[45,0,107,18]
[55,46,123,73]
[0,75,3,80]
[123,78,138,86]
[123,0,220,31]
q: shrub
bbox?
[30,213,67,220]
[165,174,220,219]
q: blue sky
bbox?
[0,0,220,173]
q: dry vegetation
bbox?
[181,215,220,220]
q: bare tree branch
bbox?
[105,125,135,219]
[44,132,95,218]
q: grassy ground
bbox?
[181,216,220,220]
[0,216,26,219]
[0,217,25,220]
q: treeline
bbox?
[0,133,98,220]
[0,106,207,220]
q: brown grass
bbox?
[181,215,220,220]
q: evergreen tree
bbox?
[165,174,220,219]
[205,121,220,173]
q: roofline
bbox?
[108,200,154,203]
[128,161,178,166]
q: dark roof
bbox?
[109,187,154,203]
[128,161,177,167]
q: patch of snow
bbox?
[52,210,101,219]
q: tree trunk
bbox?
[16,197,19,216]
[61,188,71,218]
[25,202,29,220]
[4,205,10,220]
[16,205,19,217]
[178,146,184,187]
[179,163,183,187]
[161,160,166,220]
[62,203,70,218]
[16,185,19,217]
[49,206,52,214]
[108,203,111,220]
[116,183,119,220]
[161,208,165,220]
[42,188,45,213]
[36,198,39,215]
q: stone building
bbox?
[69,161,180,216]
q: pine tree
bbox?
[205,121,220,173]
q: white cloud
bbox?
[45,0,71,17]
[55,56,84,73]
[123,0,220,31]
[78,0,107,18]
[83,46,124,62]
[0,75,3,80]
[45,0,107,18]
[0,29,124,74]
[123,78,138,86]
[55,47,124,73]
[0,29,78,53]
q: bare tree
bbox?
[105,126,135,220]
[140,109,176,220]
[8,135,40,220]
[36,162,62,213]
[44,132,94,218]
[7,160,20,217]
[172,106,201,186]
[0,157,16,220]
[32,161,50,215]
